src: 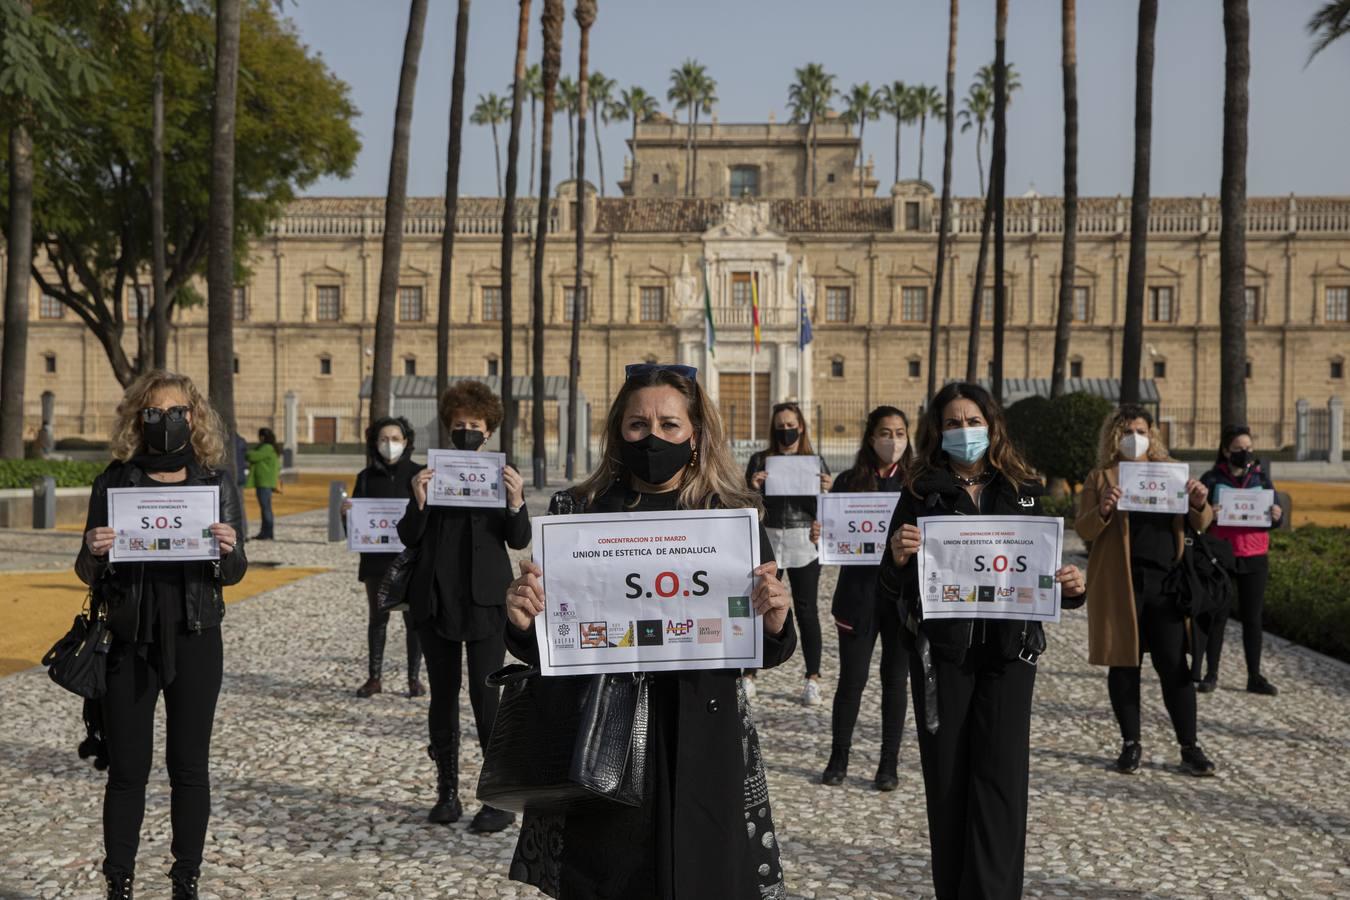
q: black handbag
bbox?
[375,546,419,613]
[476,664,649,815]
[43,590,112,699]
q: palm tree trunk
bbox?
[975,123,986,197]
[567,108,575,182]
[691,103,701,196]
[492,123,503,196]
[150,2,169,369]
[809,113,817,197]
[918,111,928,182]
[893,111,901,185]
[684,106,693,196]
[1120,0,1157,406]
[592,100,606,197]
[1219,0,1250,431]
[371,0,429,425]
[0,120,33,459]
[857,118,866,199]
[437,0,471,449]
[568,0,594,481]
[499,0,532,466]
[991,0,1008,404]
[966,181,994,384]
[534,0,565,487]
[927,0,959,402]
[207,0,243,454]
[529,94,537,197]
[1050,0,1078,400]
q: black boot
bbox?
[820,745,849,786]
[427,740,463,824]
[469,804,517,834]
[873,751,899,792]
[105,872,133,900]
[170,871,199,899]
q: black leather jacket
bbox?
[75,460,248,637]
[745,449,830,529]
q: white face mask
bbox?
[1119,433,1149,460]
[874,437,907,465]
[379,440,405,463]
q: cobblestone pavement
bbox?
[2,490,1348,899]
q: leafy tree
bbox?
[1007,392,1112,490]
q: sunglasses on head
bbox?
[625,363,698,383]
[141,406,190,424]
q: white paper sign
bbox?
[918,515,1063,623]
[427,448,506,508]
[346,498,408,553]
[764,455,821,496]
[532,508,762,676]
[108,486,220,562]
[1117,461,1190,514]
[1215,486,1274,527]
[819,492,902,566]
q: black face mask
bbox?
[451,428,486,451]
[774,427,800,448]
[619,433,693,486]
[1229,449,1251,469]
[143,418,192,455]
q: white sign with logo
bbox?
[1117,461,1191,514]
[764,455,821,496]
[108,486,221,562]
[1214,486,1274,527]
[427,448,506,508]
[918,515,1064,623]
[346,498,408,553]
[532,508,763,676]
[818,492,902,566]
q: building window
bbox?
[233,286,248,321]
[1244,359,1252,380]
[1244,286,1259,324]
[827,172,836,183]
[486,357,500,377]
[1072,285,1090,323]
[825,286,851,323]
[1332,358,1345,380]
[729,166,760,198]
[481,286,502,322]
[1327,287,1349,323]
[640,286,665,322]
[232,356,239,375]
[319,356,332,376]
[1153,360,1167,379]
[39,295,64,319]
[563,286,589,322]
[905,201,921,231]
[43,353,56,374]
[901,286,928,322]
[907,358,921,378]
[731,272,753,307]
[1070,358,1084,378]
[979,287,1011,322]
[830,356,845,378]
[399,286,424,322]
[652,173,660,185]
[1148,286,1174,323]
[317,286,342,322]
[404,358,417,376]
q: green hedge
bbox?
[1265,527,1350,663]
[0,459,107,490]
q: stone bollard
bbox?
[1329,396,1345,463]
[1294,399,1310,461]
[33,476,57,530]
[327,480,348,543]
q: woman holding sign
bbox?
[821,405,912,791]
[1077,405,1216,776]
[504,363,796,900]
[1198,425,1281,695]
[877,382,1085,900]
[76,371,246,900]
[744,401,831,705]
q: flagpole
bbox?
[750,273,757,444]
[796,260,803,401]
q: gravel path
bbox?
[2,490,1348,899]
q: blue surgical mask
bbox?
[942,426,990,464]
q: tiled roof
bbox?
[769,199,892,232]
[594,199,727,233]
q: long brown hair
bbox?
[850,405,912,491]
[110,370,227,469]
[1096,403,1172,468]
[766,401,815,456]
[907,382,1037,490]
[572,367,761,513]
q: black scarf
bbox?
[129,444,196,473]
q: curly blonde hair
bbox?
[1096,404,1173,468]
[110,370,228,469]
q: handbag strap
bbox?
[486,663,540,687]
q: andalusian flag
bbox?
[701,257,716,357]
[751,272,762,352]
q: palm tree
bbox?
[532,0,564,486]
[688,71,716,197]
[1307,0,1350,62]
[558,74,579,180]
[371,0,429,424]
[566,0,595,480]
[149,0,171,369]
[1219,0,1250,432]
[1120,0,1157,406]
[1050,0,1078,400]
[667,60,714,197]
[499,0,533,465]
[588,70,615,196]
[207,0,243,448]
[471,92,509,196]
[958,83,992,196]
[787,62,837,198]
[522,62,542,196]
[437,0,472,449]
[990,0,1010,404]
[610,85,659,186]
[927,0,959,403]
[912,84,944,183]
[841,82,880,198]
[879,81,912,185]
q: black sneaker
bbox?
[1115,741,1142,774]
[1196,674,1218,694]
[1247,673,1278,696]
[468,805,516,834]
[820,746,848,786]
[1180,743,1217,777]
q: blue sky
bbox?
[286,0,1350,200]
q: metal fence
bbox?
[1155,406,1288,452]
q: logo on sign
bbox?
[1038,575,1055,590]
[942,584,962,602]
[556,602,578,619]
[731,622,746,638]
[1016,587,1035,604]
[977,585,996,603]
[580,622,609,648]
[727,596,751,618]
[615,622,636,647]
[637,619,664,646]
[666,619,695,643]
[696,618,723,644]
[554,622,577,649]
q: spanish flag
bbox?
[751,272,761,353]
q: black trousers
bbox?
[910,638,1036,900]
[418,625,505,753]
[364,581,423,682]
[100,628,223,879]
[1203,554,1269,678]
[831,597,908,758]
[783,560,823,678]
[1108,569,1197,746]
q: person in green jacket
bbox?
[245,427,282,541]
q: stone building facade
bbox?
[3,123,1348,456]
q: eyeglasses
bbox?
[624,363,698,383]
[140,406,190,424]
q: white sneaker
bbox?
[742,676,757,700]
[801,679,822,707]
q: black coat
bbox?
[351,457,422,583]
[745,449,830,528]
[76,459,248,638]
[829,466,905,635]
